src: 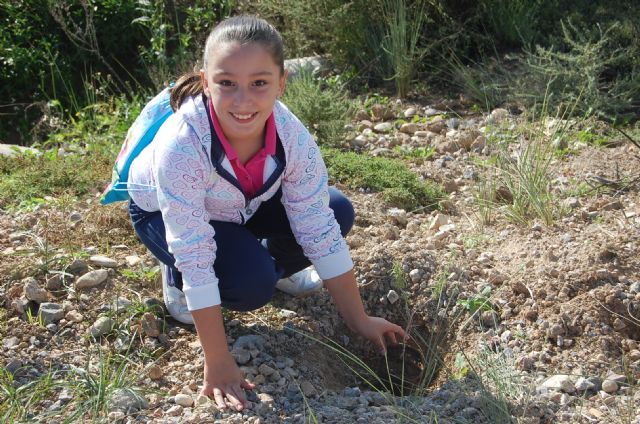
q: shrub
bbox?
[281,71,354,146]
[322,148,444,211]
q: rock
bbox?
[45,273,69,291]
[284,56,330,80]
[605,372,626,383]
[174,393,194,407]
[300,380,318,397]
[487,108,509,124]
[67,259,89,275]
[374,122,393,133]
[351,135,368,148]
[107,411,125,421]
[387,208,407,226]
[386,290,400,304]
[108,388,148,412]
[89,316,114,337]
[471,136,487,151]
[75,269,108,289]
[399,123,417,135]
[125,255,142,267]
[403,107,417,118]
[371,104,394,120]
[355,110,370,121]
[88,255,118,268]
[39,302,64,324]
[547,324,564,338]
[574,377,595,392]
[409,269,421,284]
[278,309,297,318]
[141,312,161,337]
[258,363,276,376]
[233,335,265,351]
[601,380,618,393]
[231,349,251,365]
[3,336,19,349]
[24,278,48,303]
[0,143,39,158]
[480,310,498,327]
[148,365,163,380]
[165,404,183,416]
[429,213,450,232]
[447,118,460,129]
[629,282,640,294]
[426,120,446,134]
[539,375,575,393]
[487,269,506,285]
[6,359,22,375]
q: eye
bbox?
[218,80,235,87]
[253,80,268,87]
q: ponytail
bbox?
[169,72,203,112]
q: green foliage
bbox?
[379,0,429,97]
[0,367,58,422]
[281,71,354,146]
[322,148,444,211]
[457,286,495,314]
[516,20,639,121]
[0,94,140,209]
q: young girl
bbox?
[127,15,405,411]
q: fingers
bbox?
[225,385,246,411]
[241,379,256,390]
[212,388,226,410]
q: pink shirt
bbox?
[208,99,276,198]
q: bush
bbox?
[322,148,444,211]
[281,72,354,146]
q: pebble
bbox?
[88,255,118,268]
[75,269,109,289]
[125,255,142,267]
[232,349,251,365]
[408,269,421,283]
[166,404,183,416]
[574,377,595,392]
[108,388,148,412]
[45,273,68,291]
[141,312,161,337]
[174,393,194,407]
[89,316,114,337]
[399,123,417,134]
[67,259,89,275]
[403,107,417,118]
[6,359,22,374]
[300,380,318,397]
[373,122,393,133]
[24,278,48,303]
[65,310,84,323]
[386,290,400,304]
[602,380,618,394]
[39,302,64,324]
[3,336,19,349]
[539,375,575,393]
[148,365,163,380]
[386,208,407,226]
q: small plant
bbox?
[323,147,445,211]
[281,71,354,147]
[457,286,495,315]
[61,347,145,421]
[391,261,406,289]
[0,367,59,422]
[120,265,160,284]
[379,0,429,97]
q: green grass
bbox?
[0,367,59,422]
[323,147,445,211]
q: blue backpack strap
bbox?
[100,87,173,205]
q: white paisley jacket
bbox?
[128,93,352,311]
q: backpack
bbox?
[100,86,173,205]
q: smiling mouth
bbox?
[231,112,258,122]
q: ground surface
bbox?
[1,101,639,423]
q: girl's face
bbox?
[201,42,286,145]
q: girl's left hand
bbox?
[352,316,406,354]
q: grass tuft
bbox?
[323,148,445,211]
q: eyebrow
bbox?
[213,71,274,77]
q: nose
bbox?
[232,86,252,107]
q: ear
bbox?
[200,69,209,98]
[278,70,288,97]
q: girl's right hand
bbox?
[200,352,256,411]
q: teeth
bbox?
[232,113,254,120]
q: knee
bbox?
[220,262,278,312]
[329,187,355,236]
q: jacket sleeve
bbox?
[278,107,353,279]
[153,118,221,310]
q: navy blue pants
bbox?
[129,187,354,311]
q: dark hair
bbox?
[170,15,285,111]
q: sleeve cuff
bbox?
[311,247,353,280]
[183,283,221,311]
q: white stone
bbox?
[75,269,109,289]
[387,290,400,304]
[540,375,575,393]
[403,107,417,118]
[174,393,194,407]
[387,208,408,226]
[89,316,113,337]
[399,123,417,135]
[408,269,422,283]
[428,214,450,232]
[125,255,142,267]
[374,122,393,133]
[89,255,118,268]
[602,380,618,393]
